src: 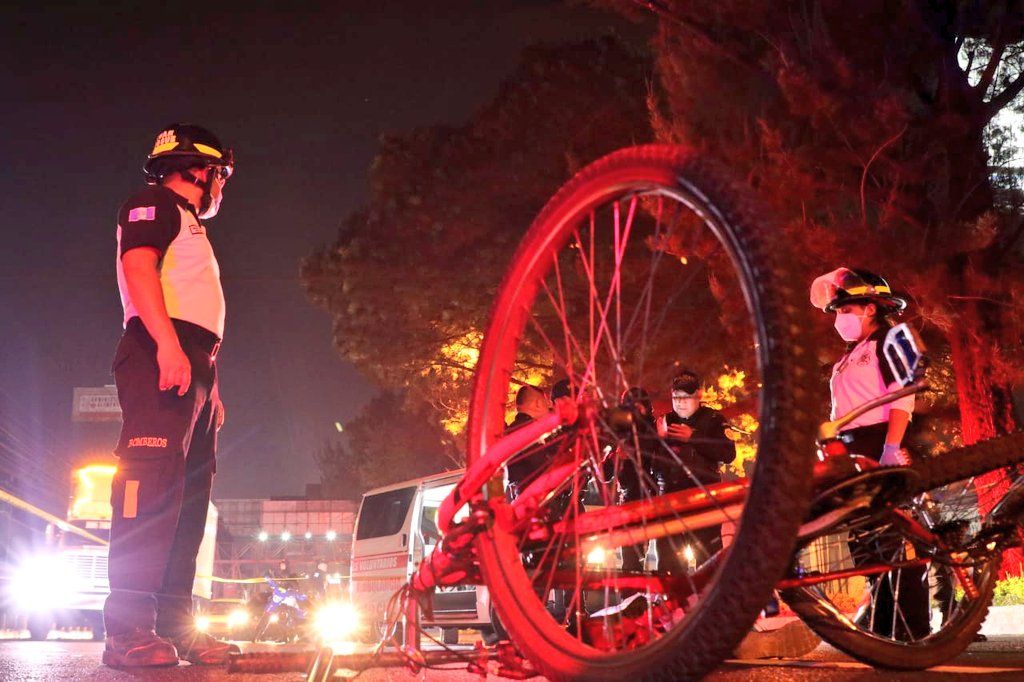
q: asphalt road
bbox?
[2,638,1024,681]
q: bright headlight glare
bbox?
[195,615,211,632]
[268,613,280,624]
[227,609,249,628]
[585,546,607,566]
[314,602,360,642]
[10,555,75,612]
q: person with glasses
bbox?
[103,124,239,668]
[653,370,736,567]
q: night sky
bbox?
[0,1,638,508]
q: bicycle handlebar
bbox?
[816,378,928,443]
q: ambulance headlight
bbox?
[585,545,609,566]
[9,554,77,612]
[195,615,211,632]
[313,601,360,643]
[227,609,249,629]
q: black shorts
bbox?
[113,317,220,468]
[838,422,889,461]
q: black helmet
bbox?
[620,386,653,417]
[550,379,574,401]
[143,123,234,184]
[810,267,907,313]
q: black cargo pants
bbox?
[104,317,220,639]
[842,423,931,640]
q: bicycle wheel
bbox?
[466,145,818,680]
[781,437,1024,669]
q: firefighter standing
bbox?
[102,124,239,668]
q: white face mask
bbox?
[199,186,223,219]
[197,170,225,219]
[834,312,866,342]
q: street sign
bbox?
[72,386,121,422]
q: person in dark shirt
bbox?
[651,370,736,571]
[505,384,553,497]
[613,387,661,573]
[656,370,737,487]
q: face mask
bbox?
[834,312,865,342]
[197,167,226,219]
[199,186,221,219]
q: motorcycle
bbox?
[249,575,310,643]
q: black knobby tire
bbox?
[467,145,818,680]
[781,431,1024,669]
[911,430,1024,494]
[783,560,996,670]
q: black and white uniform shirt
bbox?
[830,327,914,429]
[115,186,225,339]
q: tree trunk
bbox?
[947,297,1022,577]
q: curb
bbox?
[980,605,1024,636]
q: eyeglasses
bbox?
[209,165,233,182]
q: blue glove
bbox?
[879,443,910,467]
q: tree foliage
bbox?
[315,391,459,494]
[303,37,653,443]
[313,438,363,500]
[623,0,1024,572]
[629,2,1024,433]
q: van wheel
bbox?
[441,627,459,645]
[84,611,105,641]
[27,614,52,641]
[486,604,508,643]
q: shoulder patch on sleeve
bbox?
[128,206,156,222]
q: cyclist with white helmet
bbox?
[810,267,929,641]
[811,267,914,465]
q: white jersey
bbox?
[830,328,914,429]
[115,185,225,338]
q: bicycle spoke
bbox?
[482,171,775,659]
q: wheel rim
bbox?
[788,473,1003,658]
[467,158,790,665]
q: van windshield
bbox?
[356,487,416,539]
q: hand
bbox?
[656,415,668,438]
[667,423,694,441]
[157,343,191,396]
[215,400,226,431]
[879,443,910,467]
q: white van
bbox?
[350,469,496,643]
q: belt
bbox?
[172,319,222,359]
[127,317,221,359]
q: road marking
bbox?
[724,658,1024,673]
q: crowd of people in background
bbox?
[505,368,736,572]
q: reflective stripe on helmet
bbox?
[193,143,224,159]
[843,284,891,296]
